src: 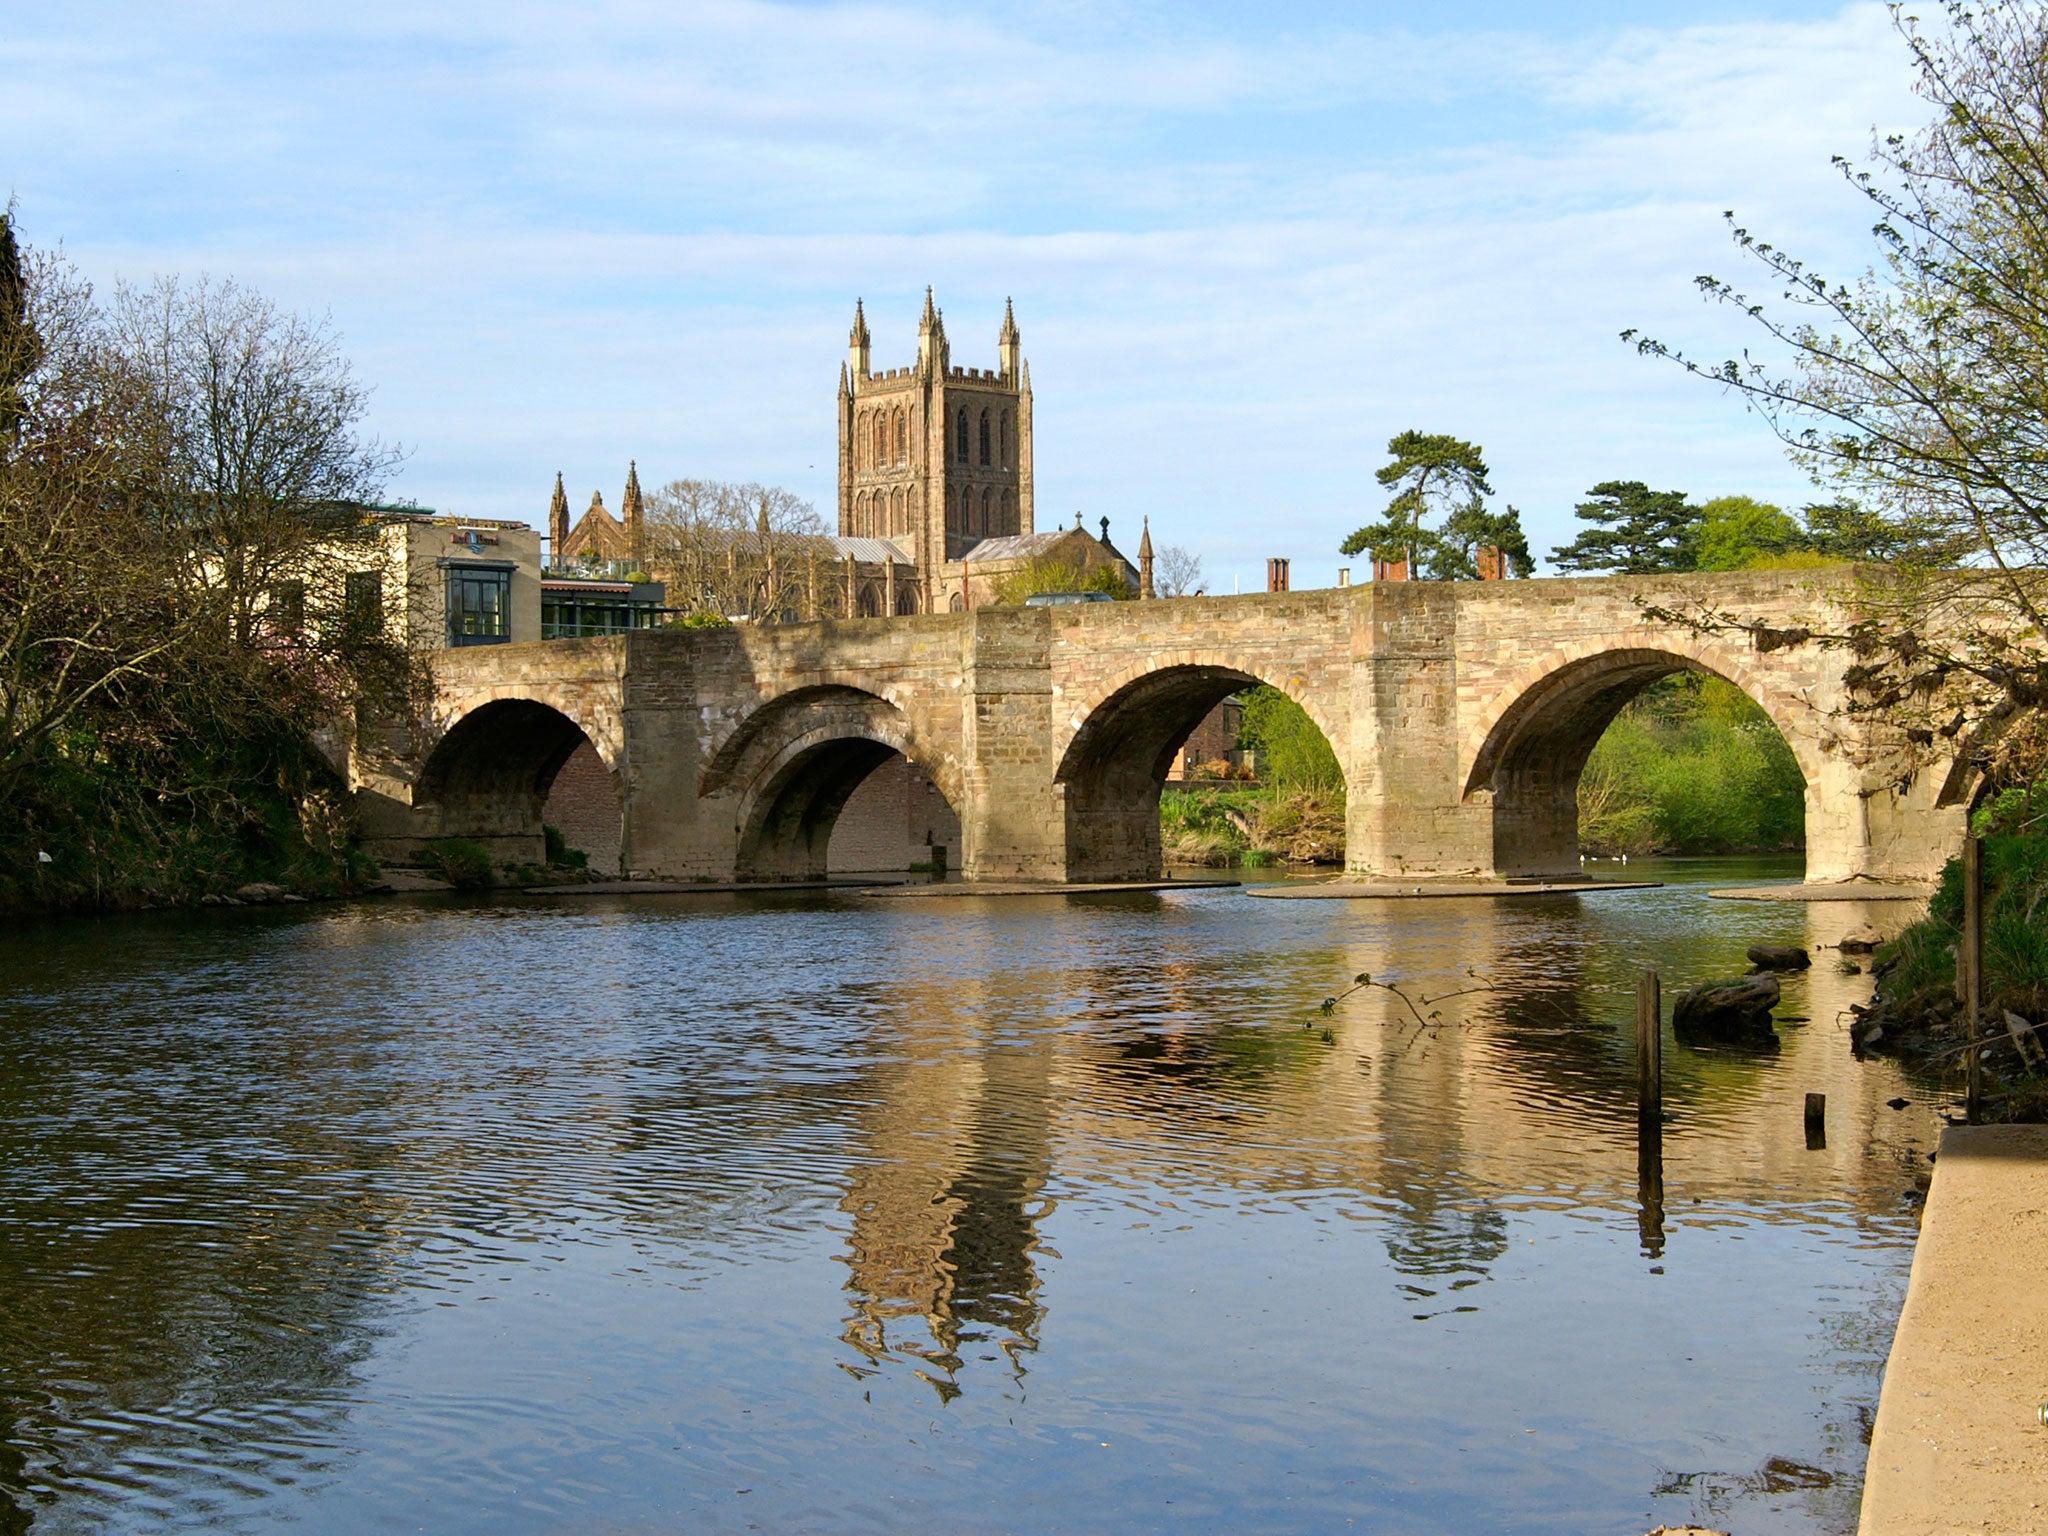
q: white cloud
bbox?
[3,1,1928,580]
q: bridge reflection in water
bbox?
[0,869,1932,1532]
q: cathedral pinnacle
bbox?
[548,471,569,560]
[623,460,646,566]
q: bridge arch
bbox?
[414,694,623,868]
[1461,642,1823,877]
[1056,659,1347,882]
[705,685,961,881]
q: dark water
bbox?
[0,859,1942,1534]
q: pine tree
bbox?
[1548,481,1696,574]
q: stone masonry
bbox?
[352,569,1969,884]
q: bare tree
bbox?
[1154,544,1205,597]
[643,478,834,620]
[109,275,402,648]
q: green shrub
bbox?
[1237,686,1344,794]
[542,824,589,870]
[422,838,495,890]
[1880,780,2048,1000]
[1579,675,1805,854]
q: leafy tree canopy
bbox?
[990,556,1130,605]
[1692,495,1808,571]
[1341,430,1528,579]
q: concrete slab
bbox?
[523,879,901,895]
[1246,878,1661,899]
[1710,880,1935,903]
[1859,1124,2048,1535]
[374,870,455,893]
[860,879,1240,898]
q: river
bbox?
[0,858,1941,1534]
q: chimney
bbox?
[1266,557,1290,593]
[1374,551,1410,582]
[1337,567,1351,587]
[1475,544,1505,581]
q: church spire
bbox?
[1138,516,1155,600]
[998,296,1021,379]
[849,298,871,381]
[623,459,645,567]
[916,285,947,375]
[548,471,569,564]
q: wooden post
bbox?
[1636,970,1662,1122]
[1804,1091,1827,1150]
[1963,833,1984,1122]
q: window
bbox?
[344,570,384,638]
[956,409,969,461]
[268,580,305,638]
[1001,410,1012,468]
[895,410,907,464]
[446,565,511,646]
[979,411,991,466]
[981,487,994,532]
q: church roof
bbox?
[822,535,913,564]
[956,530,1078,563]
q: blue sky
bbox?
[6,1,1925,588]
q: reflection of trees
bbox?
[0,987,404,1525]
[1380,1187,1510,1280]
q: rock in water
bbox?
[1672,973,1781,1043]
[1838,922,1885,953]
[1746,944,1810,971]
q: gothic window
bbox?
[872,414,885,467]
[949,592,965,612]
[1001,410,1012,468]
[946,484,958,531]
[895,582,919,616]
[1003,487,1016,530]
[980,486,994,533]
[979,410,991,466]
[895,409,907,465]
[956,408,969,462]
[892,487,905,534]
[858,581,882,618]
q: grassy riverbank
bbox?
[1857,782,2048,1121]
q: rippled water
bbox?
[0,859,1941,1534]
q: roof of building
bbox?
[822,535,913,564]
[957,530,1078,563]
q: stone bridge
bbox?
[350,569,1968,885]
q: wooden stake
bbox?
[1963,834,1984,1123]
[1637,969,1662,1122]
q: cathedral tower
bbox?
[837,291,1034,599]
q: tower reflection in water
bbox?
[836,987,1054,1400]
